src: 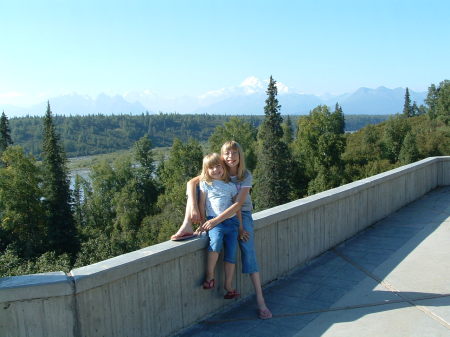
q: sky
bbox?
[1,0,449,107]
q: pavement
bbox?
[176,186,450,337]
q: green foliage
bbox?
[403,88,412,117]
[0,146,46,258]
[0,111,13,153]
[426,80,450,123]
[293,105,346,195]
[383,115,411,163]
[41,102,78,256]
[8,113,393,160]
[0,248,71,277]
[282,115,294,146]
[253,77,292,210]
[157,138,203,210]
[399,132,420,164]
[9,113,245,159]
[343,113,449,181]
[333,103,345,134]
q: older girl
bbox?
[171,141,272,319]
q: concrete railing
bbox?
[1,156,449,337]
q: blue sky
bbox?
[1,0,449,106]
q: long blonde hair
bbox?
[200,153,229,184]
[220,141,246,182]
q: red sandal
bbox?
[202,279,215,289]
[224,290,240,299]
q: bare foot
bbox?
[170,224,194,240]
[258,306,272,319]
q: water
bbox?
[69,168,91,190]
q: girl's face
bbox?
[222,148,240,168]
[208,164,224,180]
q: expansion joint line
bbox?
[332,248,450,330]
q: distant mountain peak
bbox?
[1,81,427,117]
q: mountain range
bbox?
[1,78,427,117]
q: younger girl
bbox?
[199,153,243,299]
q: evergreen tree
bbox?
[0,111,13,153]
[41,102,78,256]
[333,103,345,133]
[403,87,412,117]
[253,76,292,210]
[133,135,159,217]
[399,131,419,164]
[282,115,294,146]
[411,101,419,116]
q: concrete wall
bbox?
[1,157,449,337]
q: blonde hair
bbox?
[220,141,246,182]
[200,153,229,184]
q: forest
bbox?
[0,79,449,277]
[9,113,390,159]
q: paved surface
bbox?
[176,186,450,337]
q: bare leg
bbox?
[224,262,236,292]
[171,201,194,239]
[250,272,270,311]
[206,252,219,281]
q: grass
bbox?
[67,146,171,170]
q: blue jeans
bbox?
[239,211,259,273]
[207,216,239,264]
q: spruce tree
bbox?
[253,76,291,210]
[333,103,345,133]
[41,102,78,257]
[403,88,412,117]
[0,111,13,153]
[399,131,419,164]
[282,115,294,146]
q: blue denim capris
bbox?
[239,211,259,273]
[207,216,239,264]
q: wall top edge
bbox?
[0,271,69,289]
[70,235,206,285]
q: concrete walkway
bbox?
[177,186,450,337]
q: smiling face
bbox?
[201,153,229,183]
[222,149,240,169]
[207,163,225,180]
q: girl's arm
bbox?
[187,176,202,223]
[236,209,246,241]
[199,187,250,231]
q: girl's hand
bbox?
[239,229,250,241]
[190,206,202,224]
[201,218,217,231]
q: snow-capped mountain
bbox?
[3,93,147,116]
[1,77,427,117]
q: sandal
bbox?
[258,308,273,320]
[224,290,240,299]
[171,232,195,241]
[202,279,215,289]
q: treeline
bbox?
[9,113,390,159]
[0,79,448,277]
